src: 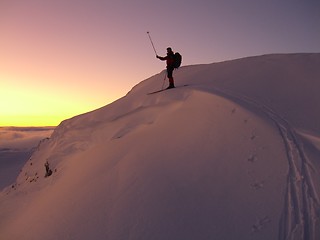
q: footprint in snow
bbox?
[251,181,264,190]
[247,154,257,163]
[251,216,271,232]
[250,134,256,140]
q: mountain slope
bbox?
[1,53,320,240]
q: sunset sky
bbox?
[1,0,319,126]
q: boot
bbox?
[166,78,175,89]
[166,84,175,89]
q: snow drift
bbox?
[1,53,320,240]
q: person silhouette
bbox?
[156,47,175,89]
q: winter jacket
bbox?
[157,53,175,68]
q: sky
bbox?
[1,0,319,127]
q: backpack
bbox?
[173,52,182,68]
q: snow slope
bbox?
[1,53,320,240]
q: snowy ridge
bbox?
[210,86,320,239]
[1,53,320,240]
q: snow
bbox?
[0,127,54,190]
[1,53,320,239]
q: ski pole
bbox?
[147,31,157,56]
[161,71,167,90]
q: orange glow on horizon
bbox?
[0,69,138,126]
[0,72,129,127]
[0,114,67,127]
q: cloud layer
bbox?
[0,127,54,151]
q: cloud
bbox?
[0,127,55,151]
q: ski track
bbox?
[206,86,320,240]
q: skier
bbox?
[156,47,175,89]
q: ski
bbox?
[147,88,171,95]
[147,85,188,95]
